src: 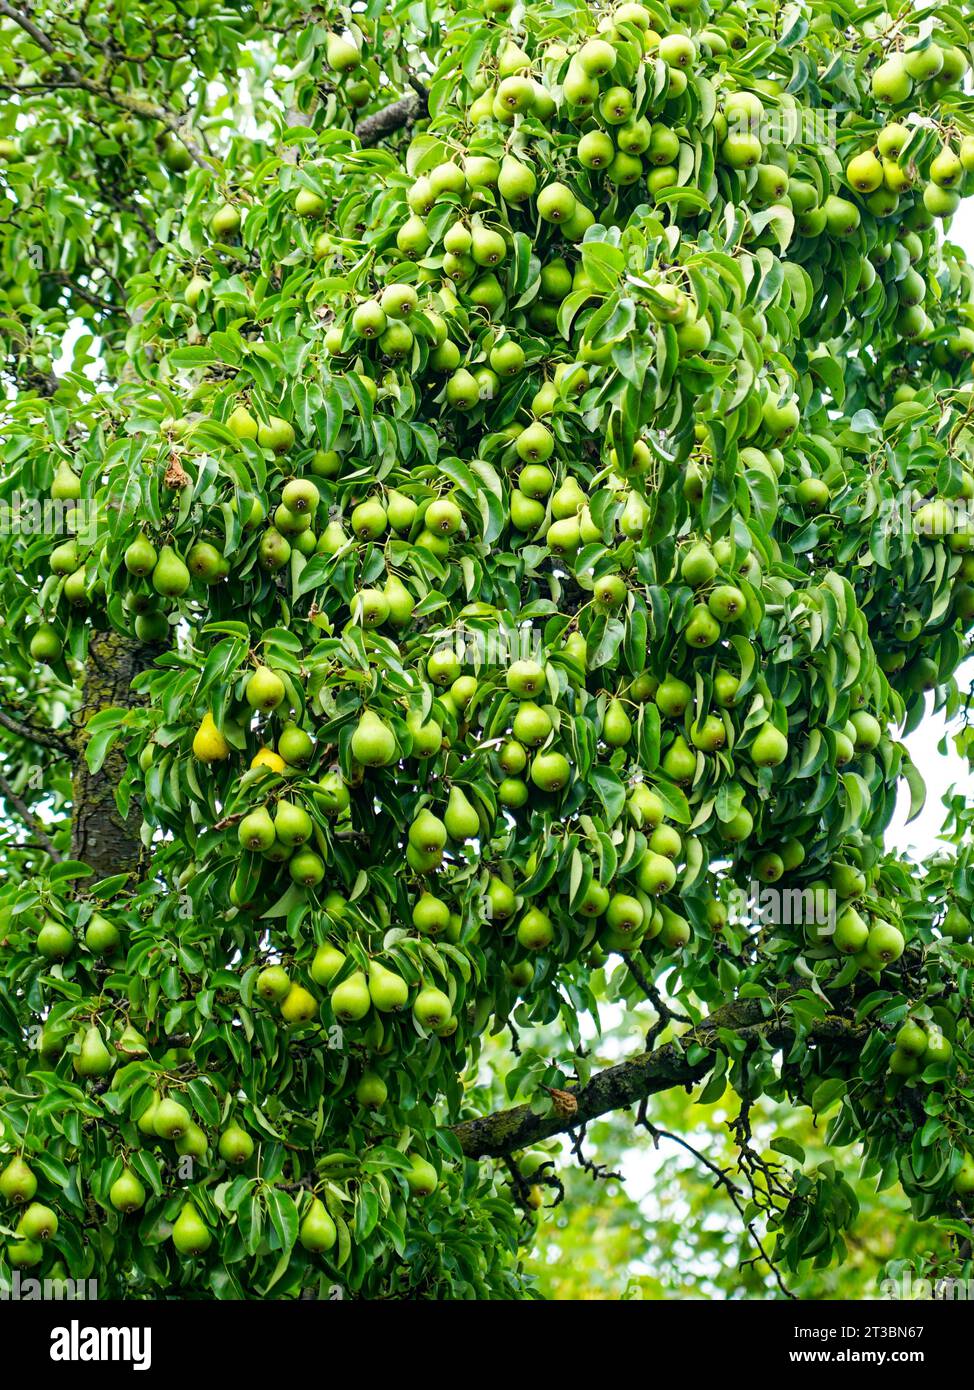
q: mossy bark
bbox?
[452,1001,865,1159]
[70,629,145,879]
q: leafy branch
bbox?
[0,0,217,168]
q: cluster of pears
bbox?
[255,947,456,1036]
[0,1156,56,1269]
[887,1018,953,1080]
[34,909,121,962]
[236,789,326,889]
[134,1091,257,1173]
[790,857,907,977]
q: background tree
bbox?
[2,0,974,1299]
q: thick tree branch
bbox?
[0,705,70,751]
[0,771,63,861]
[354,86,428,147]
[452,999,865,1159]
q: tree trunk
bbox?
[71,629,145,878]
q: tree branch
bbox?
[452,999,865,1159]
[640,1122,796,1299]
[354,87,428,147]
[0,706,70,751]
[0,771,62,861]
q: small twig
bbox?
[624,951,690,1048]
[639,1120,796,1299]
[568,1121,622,1185]
[0,771,63,861]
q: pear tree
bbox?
[2,0,974,1301]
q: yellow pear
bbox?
[192,711,231,762]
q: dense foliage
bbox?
[2,0,974,1300]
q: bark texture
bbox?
[452,1001,865,1158]
[354,90,427,147]
[71,629,145,878]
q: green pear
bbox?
[109,1167,146,1214]
[175,1123,208,1159]
[154,1096,191,1139]
[512,701,552,746]
[151,545,191,598]
[278,724,314,765]
[486,876,517,922]
[866,920,904,965]
[171,1200,212,1255]
[636,851,677,896]
[116,1024,148,1057]
[516,907,554,950]
[315,772,350,816]
[413,985,452,1028]
[680,539,716,583]
[218,1123,254,1165]
[750,724,789,768]
[29,623,62,663]
[289,849,325,887]
[498,155,536,203]
[49,539,79,574]
[444,786,479,840]
[895,1022,928,1058]
[124,533,157,577]
[238,806,276,852]
[409,809,448,855]
[834,905,869,955]
[281,984,318,1022]
[331,970,371,1023]
[7,1239,43,1268]
[684,603,721,647]
[51,459,81,500]
[954,1154,974,1197]
[274,800,313,847]
[406,711,443,758]
[530,750,571,791]
[603,698,632,747]
[84,913,120,955]
[186,541,224,583]
[384,574,415,626]
[310,942,346,987]
[256,416,295,454]
[661,735,696,783]
[658,905,691,950]
[259,529,291,571]
[413,891,451,936]
[368,960,409,1012]
[210,203,241,237]
[300,1197,337,1251]
[0,1156,37,1205]
[136,1093,162,1137]
[227,405,258,440]
[245,666,286,713]
[506,659,547,697]
[655,676,692,716]
[73,1024,113,1078]
[405,1154,438,1197]
[356,1071,388,1108]
[351,710,397,767]
[37,919,74,960]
